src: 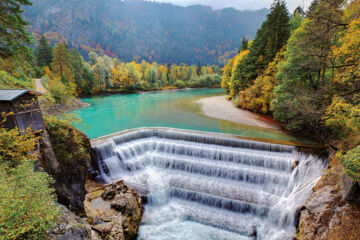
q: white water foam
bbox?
[92,129,325,240]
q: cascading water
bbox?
[92,128,325,240]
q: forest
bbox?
[2,34,221,105]
[23,0,268,65]
[35,36,222,104]
[221,0,360,182]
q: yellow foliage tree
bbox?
[0,114,39,168]
[239,48,285,114]
[229,49,250,98]
[324,17,360,149]
[221,58,234,95]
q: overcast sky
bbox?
[146,0,312,12]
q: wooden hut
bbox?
[0,89,45,134]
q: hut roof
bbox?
[0,89,42,102]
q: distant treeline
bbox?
[33,35,221,103]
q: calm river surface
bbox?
[73,88,313,145]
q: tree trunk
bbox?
[320,37,330,91]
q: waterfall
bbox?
[92,128,325,240]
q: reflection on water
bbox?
[72,88,315,145]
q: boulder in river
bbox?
[85,181,143,240]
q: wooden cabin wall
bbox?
[0,93,45,133]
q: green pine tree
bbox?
[238,37,249,53]
[0,0,33,58]
[36,35,53,68]
[196,61,201,76]
[243,0,290,83]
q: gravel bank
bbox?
[197,95,281,130]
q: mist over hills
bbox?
[24,0,269,64]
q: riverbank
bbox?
[297,150,360,240]
[197,95,281,130]
[79,86,220,97]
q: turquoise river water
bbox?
[72,88,314,145]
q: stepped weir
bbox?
[91,128,325,240]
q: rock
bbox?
[342,174,360,202]
[42,97,91,115]
[292,160,299,170]
[48,204,92,240]
[297,154,360,240]
[85,181,143,240]
[39,129,94,216]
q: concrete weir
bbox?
[90,128,325,240]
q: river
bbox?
[73,88,314,145]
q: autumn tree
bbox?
[306,0,348,90]
[72,49,85,93]
[0,121,58,239]
[239,48,285,114]
[221,58,234,95]
[52,43,73,83]
[230,50,250,99]
[324,16,360,147]
[82,63,95,95]
[272,0,347,135]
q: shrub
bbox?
[44,115,89,164]
[0,70,34,89]
[174,80,186,89]
[0,116,39,168]
[48,78,75,105]
[341,146,360,182]
[0,162,58,240]
[0,119,58,239]
[192,74,221,88]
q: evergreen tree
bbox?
[272,0,347,134]
[0,0,32,58]
[238,37,249,53]
[293,6,305,17]
[243,0,290,83]
[36,35,53,68]
[306,0,319,16]
[196,61,201,76]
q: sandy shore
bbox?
[197,95,281,130]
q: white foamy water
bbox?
[92,128,325,240]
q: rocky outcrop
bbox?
[42,98,91,115]
[39,129,93,216]
[48,204,93,240]
[297,154,360,240]
[85,181,143,240]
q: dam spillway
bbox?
[91,128,325,240]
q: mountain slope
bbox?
[24,0,269,64]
